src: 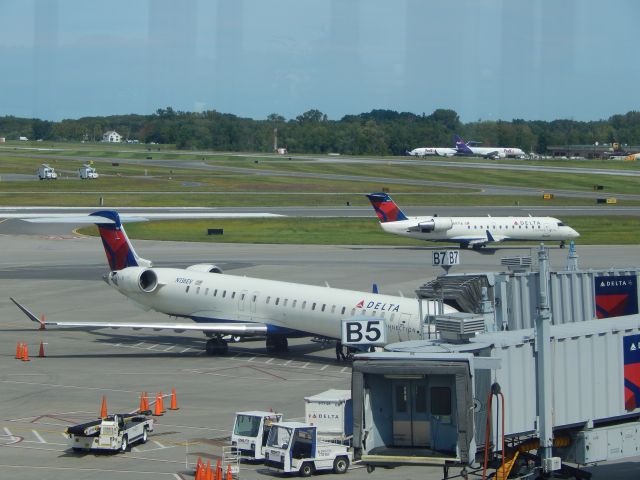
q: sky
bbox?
[0,0,638,123]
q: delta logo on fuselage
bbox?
[356,299,401,312]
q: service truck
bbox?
[66,413,153,452]
[37,164,58,180]
[264,422,351,476]
[231,411,283,460]
[78,164,98,179]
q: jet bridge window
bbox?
[312,303,316,310]
[431,387,452,415]
[341,306,345,314]
[241,293,245,300]
[213,289,217,296]
[321,304,326,312]
[266,296,271,304]
[275,298,280,306]
[185,286,190,293]
[231,292,236,299]
[252,295,257,302]
[222,290,227,298]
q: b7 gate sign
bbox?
[595,275,638,319]
[341,319,387,346]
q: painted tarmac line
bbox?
[147,344,158,350]
[153,440,166,449]
[265,358,274,364]
[164,345,174,351]
[320,365,328,371]
[180,347,191,353]
[32,430,46,443]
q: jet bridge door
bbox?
[391,375,457,453]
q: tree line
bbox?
[1,107,639,155]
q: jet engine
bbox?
[411,218,453,233]
[108,267,159,293]
[186,263,224,274]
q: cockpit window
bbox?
[557,222,566,227]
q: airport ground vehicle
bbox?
[66,413,153,452]
[37,164,57,180]
[264,422,352,476]
[78,164,98,179]
[231,411,283,460]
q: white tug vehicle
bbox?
[66,413,153,452]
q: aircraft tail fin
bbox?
[90,210,152,270]
[365,193,409,223]
[454,134,474,155]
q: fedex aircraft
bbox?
[407,146,456,157]
[454,135,525,159]
[11,210,455,355]
[366,193,580,249]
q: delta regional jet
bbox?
[366,193,579,249]
[12,210,455,355]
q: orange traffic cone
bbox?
[169,388,179,410]
[38,341,45,358]
[195,458,203,480]
[226,463,232,480]
[100,395,108,419]
[160,391,166,413]
[153,393,164,416]
[216,458,222,480]
[15,342,22,360]
[205,460,211,480]
[21,343,30,362]
[209,464,215,480]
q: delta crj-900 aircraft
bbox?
[366,193,580,249]
[12,210,455,355]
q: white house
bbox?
[102,131,122,143]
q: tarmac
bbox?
[1,232,639,479]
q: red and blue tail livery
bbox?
[365,193,408,223]
[90,210,144,271]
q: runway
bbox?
[1,232,639,479]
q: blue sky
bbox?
[1,0,638,122]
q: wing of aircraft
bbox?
[11,297,268,334]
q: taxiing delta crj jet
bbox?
[11,210,456,355]
[366,193,580,249]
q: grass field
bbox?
[2,141,639,244]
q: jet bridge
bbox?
[417,253,639,332]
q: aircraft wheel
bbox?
[205,338,229,355]
[120,435,129,452]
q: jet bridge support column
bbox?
[535,245,554,472]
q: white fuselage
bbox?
[108,267,453,343]
[380,216,579,245]
[461,146,525,158]
[408,147,457,157]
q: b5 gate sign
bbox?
[595,275,638,319]
[341,319,387,346]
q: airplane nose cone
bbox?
[570,229,580,238]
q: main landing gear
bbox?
[205,337,229,355]
[560,240,566,248]
[266,334,288,354]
